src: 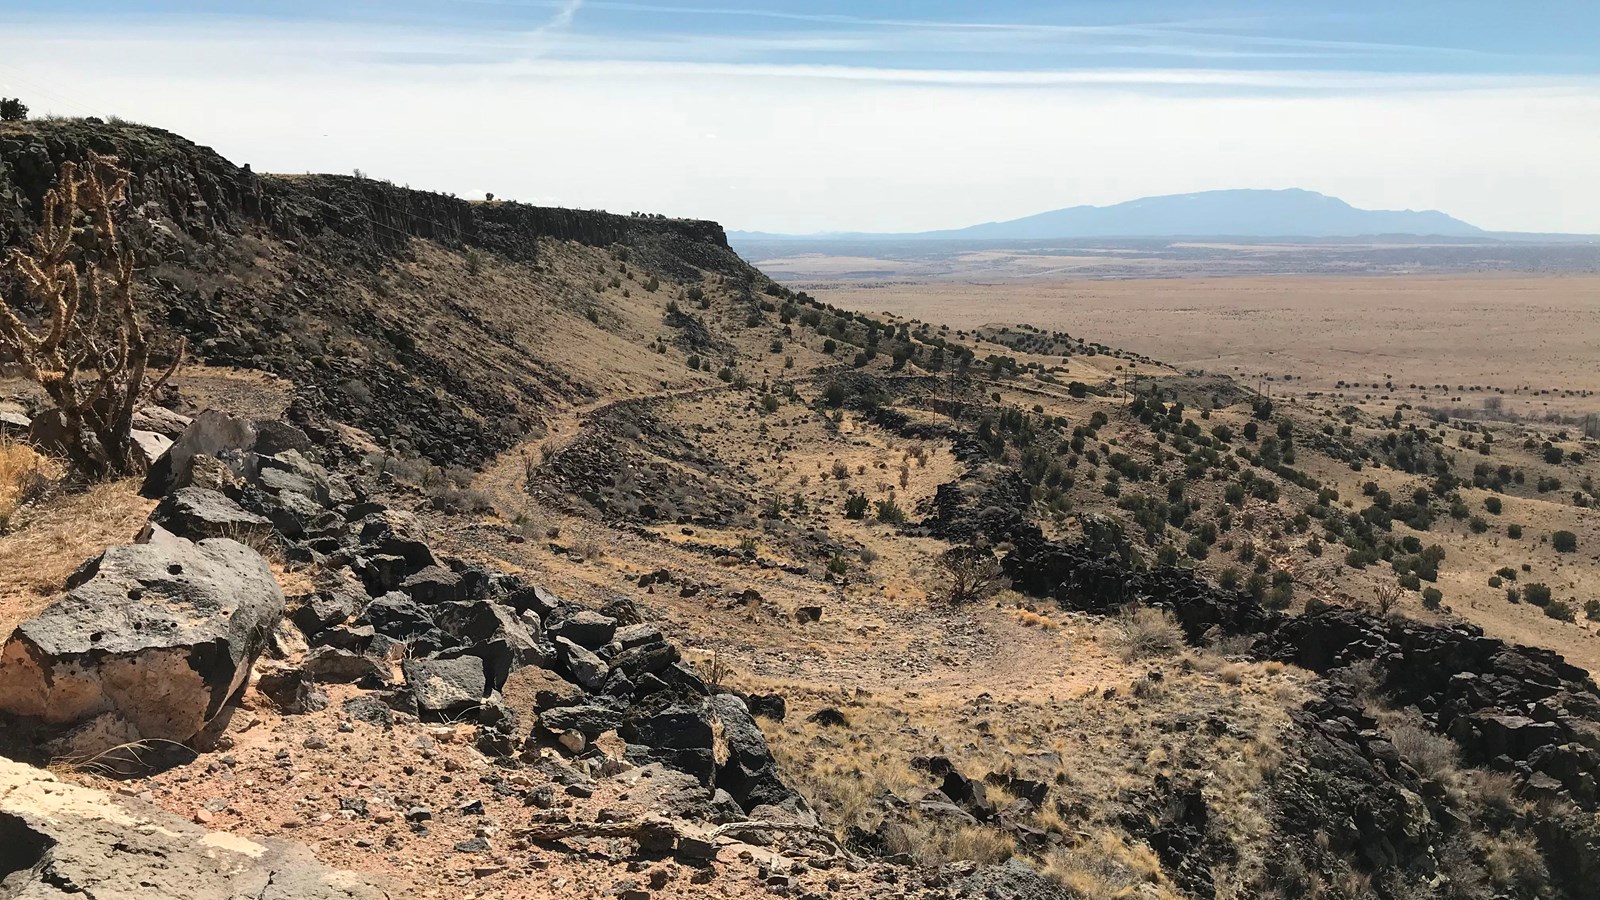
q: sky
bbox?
[2,1,1598,233]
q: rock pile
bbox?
[0,410,805,828]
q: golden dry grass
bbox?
[0,477,154,635]
[0,437,56,531]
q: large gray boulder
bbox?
[141,409,258,498]
[0,537,285,756]
[150,486,273,544]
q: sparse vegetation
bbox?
[0,154,184,478]
[935,545,1003,604]
[1111,606,1184,660]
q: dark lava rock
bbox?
[0,537,284,756]
[402,656,487,720]
[150,487,273,544]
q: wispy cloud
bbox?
[532,0,584,34]
[2,5,1596,233]
[452,0,1497,62]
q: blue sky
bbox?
[3,1,1598,231]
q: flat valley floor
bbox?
[811,274,1600,420]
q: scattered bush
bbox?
[874,498,906,524]
[1552,530,1578,553]
[1112,607,1185,660]
[936,546,1004,605]
[842,492,868,519]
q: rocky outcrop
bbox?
[1002,528,1600,810]
[150,486,273,543]
[2,120,755,468]
[0,756,395,898]
[0,536,284,757]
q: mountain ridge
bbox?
[734,187,1484,241]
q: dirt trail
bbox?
[472,383,730,519]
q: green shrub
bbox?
[1422,587,1443,610]
[1484,496,1502,514]
[1523,583,1552,606]
[1267,583,1294,609]
[1553,530,1578,553]
[843,492,868,520]
[1545,599,1576,622]
[874,498,906,524]
[1507,523,1523,539]
[1244,573,1267,601]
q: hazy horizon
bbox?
[2,1,1598,233]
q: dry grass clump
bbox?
[1111,606,1185,661]
[891,820,1016,867]
[0,477,153,632]
[0,437,56,531]
[1387,722,1459,781]
[1042,830,1179,899]
[1481,832,1549,894]
[1012,607,1061,630]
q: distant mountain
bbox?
[734,188,1484,241]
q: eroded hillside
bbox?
[2,119,1599,900]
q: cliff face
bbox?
[0,119,753,466]
[0,118,732,263]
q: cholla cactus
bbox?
[0,153,184,478]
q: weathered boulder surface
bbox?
[131,404,194,438]
[0,537,284,755]
[141,409,259,498]
[401,655,486,720]
[0,756,395,898]
[150,486,273,544]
